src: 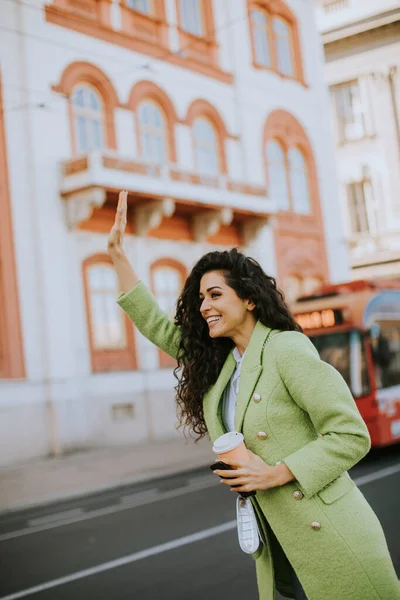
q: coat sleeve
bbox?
[117,281,181,359]
[272,331,371,498]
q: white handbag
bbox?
[236,495,264,554]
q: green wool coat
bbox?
[117,281,400,600]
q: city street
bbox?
[0,444,399,600]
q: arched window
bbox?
[289,147,311,214]
[151,259,186,368]
[179,0,203,36]
[72,84,104,154]
[138,100,167,163]
[153,267,182,318]
[251,8,271,68]
[264,111,317,216]
[193,117,219,175]
[273,17,293,76]
[266,139,290,211]
[83,256,136,372]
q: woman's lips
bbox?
[208,317,222,328]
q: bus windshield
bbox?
[309,331,370,398]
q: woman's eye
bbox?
[211,293,220,299]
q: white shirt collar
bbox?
[232,346,246,365]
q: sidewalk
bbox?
[0,435,213,515]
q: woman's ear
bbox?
[245,299,256,312]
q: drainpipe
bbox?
[16,0,61,456]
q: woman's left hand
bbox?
[213,450,294,493]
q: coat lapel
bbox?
[203,351,236,442]
[234,321,272,432]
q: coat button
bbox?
[253,393,261,403]
[257,431,268,440]
[311,521,321,531]
[293,490,304,500]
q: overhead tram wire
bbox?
[2,0,248,114]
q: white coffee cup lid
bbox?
[212,431,244,455]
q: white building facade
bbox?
[0,0,348,465]
[316,0,400,280]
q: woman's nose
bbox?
[200,297,210,314]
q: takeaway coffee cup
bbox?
[212,431,250,464]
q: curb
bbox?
[0,461,212,517]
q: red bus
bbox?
[291,279,400,448]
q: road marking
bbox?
[1,461,399,543]
[0,521,237,600]
[28,508,84,527]
[0,479,216,543]
[353,462,400,487]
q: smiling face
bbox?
[199,271,256,348]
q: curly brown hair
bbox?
[173,248,302,440]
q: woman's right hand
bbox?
[108,190,128,258]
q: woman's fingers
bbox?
[217,457,247,468]
[115,190,128,227]
[220,476,248,486]
[213,468,246,478]
[108,191,128,254]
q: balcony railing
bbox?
[323,0,349,13]
[60,150,268,200]
[59,150,272,233]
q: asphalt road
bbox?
[0,444,399,600]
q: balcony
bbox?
[317,0,400,41]
[59,151,272,243]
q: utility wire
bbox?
[2,0,249,113]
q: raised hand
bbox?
[108,190,128,257]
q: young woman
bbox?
[108,191,400,600]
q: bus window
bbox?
[373,324,400,389]
[309,331,370,398]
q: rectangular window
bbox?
[332,81,365,143]
[374,323,400,389]
[179,0,203,36]
[273,18,294,77]
[347,181,373,235]
[252,9,271,68]
[127,0,151,13]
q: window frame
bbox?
[127,0,152,14]
[265,138,312,216]
[264,111,318,218]
[56,63,119,156]
[288,146,311,215]
[347,179,375,236]
[71,83,105,155]
[332,80,366,144]
[83,254,137,373]
[247,0,304,83]
[192,116,220,176]
[137,99,169,164]
[250,7,272,69]
[272,15,295,77]
[185,99,228,175]
[128,81,178,163]
[175,0,218,71]
[150,258,186,368]
[178,0,204,37]
[266,138,291,212]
